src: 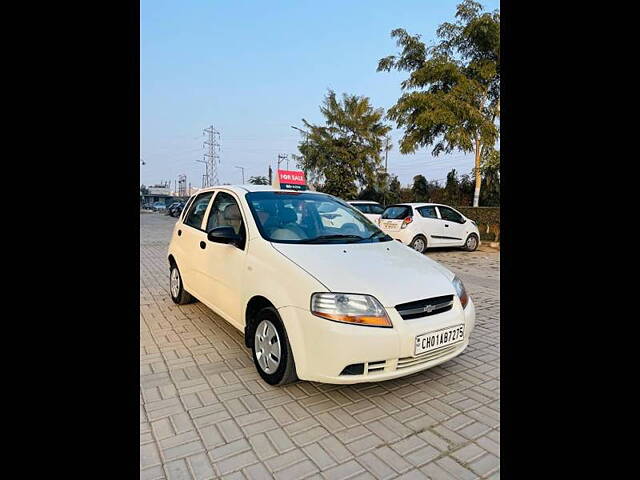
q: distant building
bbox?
[142,184,180,207]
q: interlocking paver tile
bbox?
[468,453,500,477]
[303,442,338,470]
[140,214,500,479]
[164,458,193,480]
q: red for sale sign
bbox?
[277,170,308,190]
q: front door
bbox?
[436,206,467,246]
[195,191,248,328]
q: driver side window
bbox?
[438,206,464,223]
[206,192,246,249]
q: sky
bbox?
[140,0,499,191]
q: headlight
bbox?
[311,293,392,327]
[452,276,469,309]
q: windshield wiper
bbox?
[361,230,390,241]
[298,234,364,244]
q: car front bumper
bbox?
[278,297,475,384]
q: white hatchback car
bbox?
[168,186,475,385]
[348,200,385,224]
[379,203,480,254]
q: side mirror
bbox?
[207,226,241,246]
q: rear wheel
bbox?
[410,235,427,254]
[169,264,195,304]
[251,307,298,385]
[462,233,479,252]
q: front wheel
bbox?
[410,235,427,254]
[462,233,479,252]
[251,307,298,385]
[169,264,195,304]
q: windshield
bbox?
[246,191,392,244]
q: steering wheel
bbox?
[340,223,361,235]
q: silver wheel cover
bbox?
[254,319,281,374]
[413,238,425,252]
[467,236,477,249]
[170,268,180,298]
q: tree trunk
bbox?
[473,140,482,207]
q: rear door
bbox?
[380,205,412,233]
[415,206,445,245]
[177,191,215,295]
[436,206,467,246]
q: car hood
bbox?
[270,240,456,307]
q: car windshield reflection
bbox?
[246,192,392,244]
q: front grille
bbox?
[338,343,464,377]
[396,344,460,370]
[395,295,454,320]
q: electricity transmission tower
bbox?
[203,125,221,186]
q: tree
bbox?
[480,148,500,206]
[295,90,392,199]
[378,0,499,206]
[411,175,429,202]
[248,176,269,185]
[140,184,149,195]
[445,169,460,204]
[388,175,402,204]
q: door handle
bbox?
[177,229,182,236]
[445,224,449,227]
[200,241,206,249]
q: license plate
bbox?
[382,220,400,231]
[414,324,465,356]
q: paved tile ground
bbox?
[140,213,500,480]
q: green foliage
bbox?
[411,175,429,202]
[455,206,500,242]
[378,0,499,206]
[369,165,498,207]
[455,206,499,225]
[248,176,269,185]
[140,184,149,196]
[295,90,392,199]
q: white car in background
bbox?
[348,201,385,223]
[379,203,480,254]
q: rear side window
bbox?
[352,204,368,213]
[369,205,384,214]
[180,196,196,220]
[417,206,438,218]
[184,192,214,230]
[438,206,465,223]
[382,206,412,219]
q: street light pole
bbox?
[291,125,309,144]
[235,166,245,184]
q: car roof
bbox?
[385,202,454,208]
[190,185,324,196]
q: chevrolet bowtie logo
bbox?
[423,305,436,313]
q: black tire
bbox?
[251,307,298,386]
[462,233,479,252]
[409,234,428,254]
[169,264,195,305]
